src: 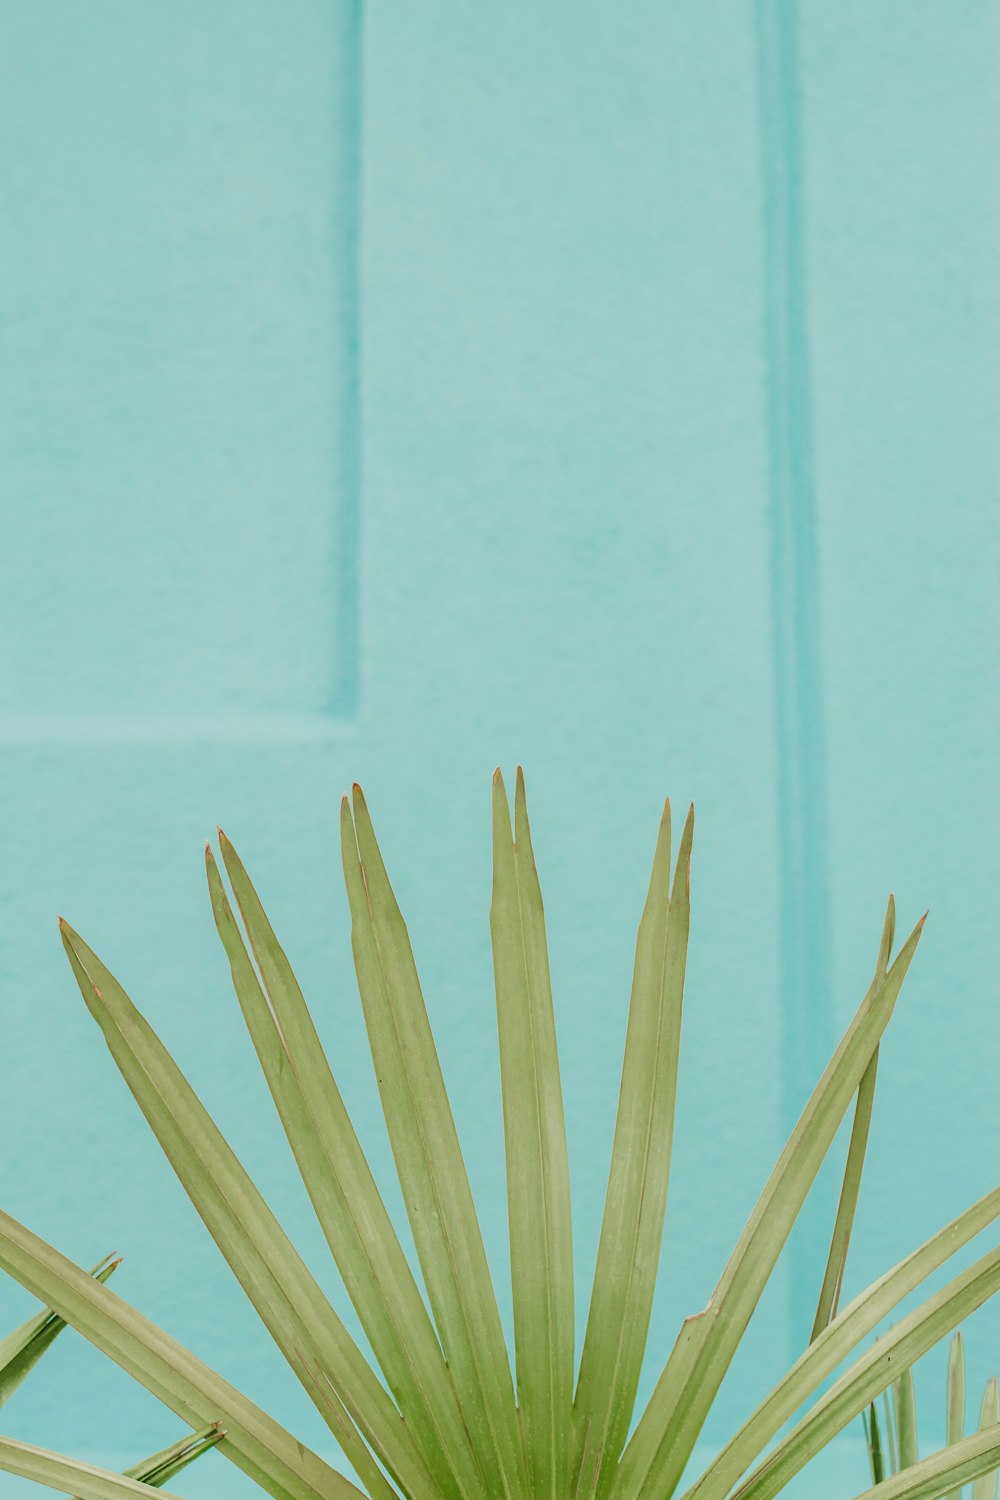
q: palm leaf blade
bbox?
[851,1427,1000,1500]
[973,1376,1000,1500]
[573,800,693,1500]
[811,897,895,1341]
[342,786,527,1500]
[681,1183,1000,1500]
[490,768,574,1500]
[730,1240,1000,1500]
[57,921,420,1499]
[946,1331,966,1484]
[0,1256,117,1407]
[884,1388,900,1476]
[0,1209,359,1500]
[895,1366,918,1469]
[615,912,926,1500]
[866,1403,886,1486]
[0,1436,184,1500]
[209,840,485,1500]
[68,1424,224,1498]
[121,1424,224,1487]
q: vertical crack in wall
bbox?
[755,0,834,1349]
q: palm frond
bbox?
[0,1436,184,1500]
[573,799,692,1500]
[0,1207,362,1500]
[853,1427,1000,1500]
[491,768,574,1500]
[973,1376,1000,1500]
[0,1256,117,1408]
[209,837,483,1500]
[342,786,527,1500]
[811,896,895,1341]
[614,911,926,1500]
[0,775,995,1500]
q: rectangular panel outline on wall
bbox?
[0,1,363,745]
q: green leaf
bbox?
[0,1208,365,1500]
[613,911,926,1500]
[944,1331,965,1500]
[681,1183,1000,1500]
[0,1113,378,1492]
[57,919,418,1500]
[573,799,693,1500]
[895,1366,918,1470]
[490,768,574,1500]
[730,1238,1000,1500]
[883,1387,900,1477]
[0,1436,182,1500]
[210,838,486,1500]
[866,1403,886,1486]
[342,785,528,1500]
[122,1424,223,1487]
[0,1255,117,1407]
[973,1376,1000,1500]
[67,1425,224,1498]
[850,1426,1000,1500]
[811,897,895,1341]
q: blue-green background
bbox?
[1,3,997,1496]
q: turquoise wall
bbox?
[1,4,997,1496]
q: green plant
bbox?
[0,1260,222,1495]
[1,771,999,1500]
[862,1332,1000,1500]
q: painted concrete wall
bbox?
[1,3,997,1495]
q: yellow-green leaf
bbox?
[342,786,527,1500]
[851,1426,1000,1500]
[210,838,484,1500]
[491,768,574,1500]
[573,800,693,1500]
[614,911,926,1500]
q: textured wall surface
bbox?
[1,3,997,1497]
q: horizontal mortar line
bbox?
[0,712,355,746]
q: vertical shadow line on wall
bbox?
[333,0,363,717]
[755,0,834,1347]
